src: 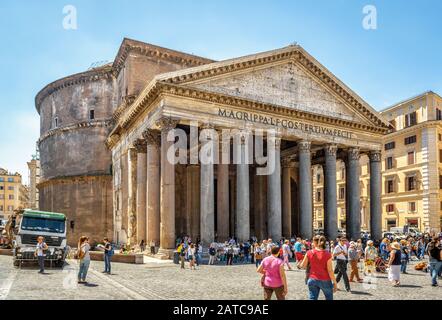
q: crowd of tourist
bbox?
[174,232,442,300]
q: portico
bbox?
[107,44,390,256]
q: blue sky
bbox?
[0,0,441,181]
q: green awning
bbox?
[23,210,66,221]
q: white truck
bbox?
[5,209,68,267]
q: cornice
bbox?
[112,38,214,77]
[38,119,113,145]
[35,65,114,114]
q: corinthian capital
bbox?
[298,141,311,153]
[369,150,382,162]
[347,147,360,161]
[156,117,179,132]
[324,144,338,157]
[142,129,160,146]
[133,138,147,153]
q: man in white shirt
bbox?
[35,236,48,274]
[333,237,351,292]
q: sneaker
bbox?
[431,284,438,287]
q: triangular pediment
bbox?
[188,62,366,123]
[155,46,390,129]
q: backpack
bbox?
[108,244,115,257]
[209,247,216,256]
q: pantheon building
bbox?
[36,38,391,253]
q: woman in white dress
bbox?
[388,242,402,287]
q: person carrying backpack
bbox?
[177,242,186,269]
[103,238,113,274]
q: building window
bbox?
[8,195,14,200]
[437,109,442,121]
[7,177,13,182]
[406,176,416,191]
[440,150,442,163]
[387,179,395,193]
[404,111,417,127]
[408,202,416,212]
[404,135,417,145]
[0,205,3,211]
[385,142,396,151]
[407,151,415,165]
[386,157,394,170]
[0,186,3,190]
[54,117,59,128]
[440,175,442,189]
[440,201,442,211]
[316,173,321,184]
[7,206,13,211]
[0,195,3,200]
[89,109,95,120]
[386,204,395,213]
[317,221,323,228]
[339,187,345,200]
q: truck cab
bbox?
[12,210,67,267]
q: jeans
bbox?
[104,254,112,273]
[244,254,250,263]
[37,256,45,273]
[78,259,90,281]
[335,259,350,291]
[429,260,442,285]
[307,278,334,300]
[400,260,408,273]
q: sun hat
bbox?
[391,242,401,250]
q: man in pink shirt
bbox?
[257,246,288,300]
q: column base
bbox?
[155,248,175,260]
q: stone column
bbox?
[369,151,382,241]
[236,135,250,242]
[298,141,313,240]
[324,144,338,241]
[346,148,361,241]
[127,147,138,246]
[143,129,161,249]
[157,118,179,255]
[186,165,200,241]
[268,138,282,240]
[134,139,147,245]
[217,162,230,242]
[200,125,215,246]
[282,159,293,239]
[254,172,266,240]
